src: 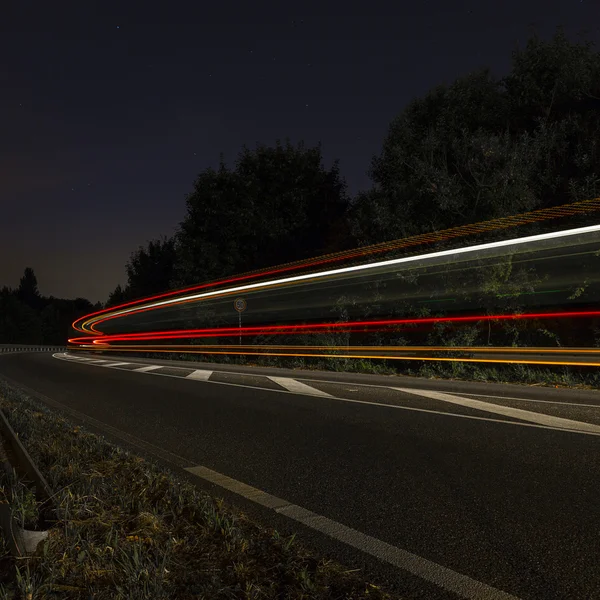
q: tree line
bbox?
[3,30,600,372]
[111,30,600,307]
[0,269,100,345]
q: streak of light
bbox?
[69,344,600,353]
[67,309,600,346]
[78,223,600,333]
[72,197,600,333]
[66,346,600,367]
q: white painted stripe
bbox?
[132,365,163,372]
[185,369,213,381]
[394,388,600,434]
[102,362,131,367]
[268,376,333,397]
[454,391,600,409]
[186,464,519,600]
[84,359,111,364]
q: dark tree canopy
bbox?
[126,236,176,300]
[0,269,95,344]
[172,140,349,287]
[106,284,128,308]
[17,267,41,309]
[350,29,600,246]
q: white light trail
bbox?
[89,224,600,324]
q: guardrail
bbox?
[0,345,67,354]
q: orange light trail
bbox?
[67,346,600,368]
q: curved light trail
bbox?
[70,204,600,368]
[72,197,600,334]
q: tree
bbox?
[0,291,43,344]
[106,284,128,308]
[172,140,350,287]
[17,267,41,309]
[350,29,600,247]
[126,236,176,300]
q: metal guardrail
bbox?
[0,345,67,353]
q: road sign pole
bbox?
[234,298,247,347]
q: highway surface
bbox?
[0,351,599,599]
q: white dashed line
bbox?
[186,464,520,600]
[132,365,163,372]
[102,362,131,367]
[268,376,333,397]
[185,369,213,381]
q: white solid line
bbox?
[186,464,519,600]
[453,391,600,409]
[394,388,600,434]
[268,376,333,397]
[185,369,213,381]
[93,224,600,321]
[132,365,163,372]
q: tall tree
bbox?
[350,29,600,247]
[173,140,349,287]
[17,267,41,309]
[105,284,128,308]
[126,236,176,300]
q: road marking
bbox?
[52,355,600,435]
[186,464,519,600]
[394,388,600,434]
[185,369,213,381]
[268,376,333,397]
[102,362,131,367]
[84,359,111,364]
[454,391,600,409]
[60,353,600,405]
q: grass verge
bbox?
[0,380,399,599]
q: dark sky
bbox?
[2,1,598,303]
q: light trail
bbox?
[72,197,600,333]
[79,223,600,333]
[69,344,600,354]
[66,346,600,368]
[68,309,600,346]
[70,202,600,370]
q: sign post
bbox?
[233,298,247,346]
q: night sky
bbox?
[2,1,598,303]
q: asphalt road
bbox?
[1,351,599,600]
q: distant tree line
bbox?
[4,30,600,380]
[0,269,100,345]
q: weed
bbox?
[0,381,398,599]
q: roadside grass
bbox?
[0,380,398,599]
